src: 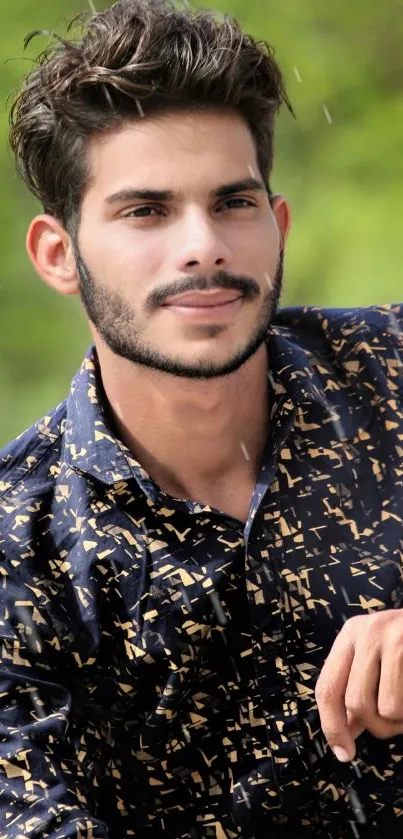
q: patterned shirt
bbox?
[2,305,403,839]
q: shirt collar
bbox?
[63,316,372,486]
[63,348,144,485]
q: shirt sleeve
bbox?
[0,563,109,839]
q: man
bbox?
[1,0,403,836]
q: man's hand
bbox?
[315,610,403,762]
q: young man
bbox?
[1,0,403,836]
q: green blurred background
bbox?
[1,0,402,446]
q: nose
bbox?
[174,208,233,273]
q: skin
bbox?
[27,107,290,521]
[25,104,403,760]
[315,612,403,761]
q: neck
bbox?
[95,342,269,501]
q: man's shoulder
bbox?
[272,304,403,439]
[0,399,67,501]
[274,303,403,357]
[275,303,403,334]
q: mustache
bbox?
[147,271,260,309]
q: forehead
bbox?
[85,108,260,198]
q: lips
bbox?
[163,291,244,308]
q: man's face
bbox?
[75,108,288,379]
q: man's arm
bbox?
[0,571,109,838]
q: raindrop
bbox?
[349,822,359,839]
[340,586,350,606]
[208,591,227,626]
[136,99,145,118]
[181,723,191,743]
[240,441,251,462]
[181,587,192,613]
[347,787,367,825]
[316,391,347,441]
[239,783,252,809]
[314,738,324,758]
[261,564,273,585]
[267,371,276,392]
[330,413,346,441]
[99,81,115,112]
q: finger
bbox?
[344,638,403,739]
[346,711,364,741]
[315,628,356,761]
[345,627,403,740]
[345,640,381,736]
[377,640,403,731]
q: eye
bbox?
[123,205,165,218]
[219,197,256,211]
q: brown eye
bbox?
[219,198,256,210]
[124,205,165,218]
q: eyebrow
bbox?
[104,178,267,205]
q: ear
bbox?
[26,215,79,296]
[270,195,292,247]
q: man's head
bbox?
[9,0,292,380]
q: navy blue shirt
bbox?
[2,305,403,838]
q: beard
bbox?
[73,242,284,380]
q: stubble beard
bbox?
[73,243,284,380]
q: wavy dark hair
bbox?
[9,0,292,232]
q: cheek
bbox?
[86,228,163,291]
[241,227,279,273]
[114,231,166,281]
